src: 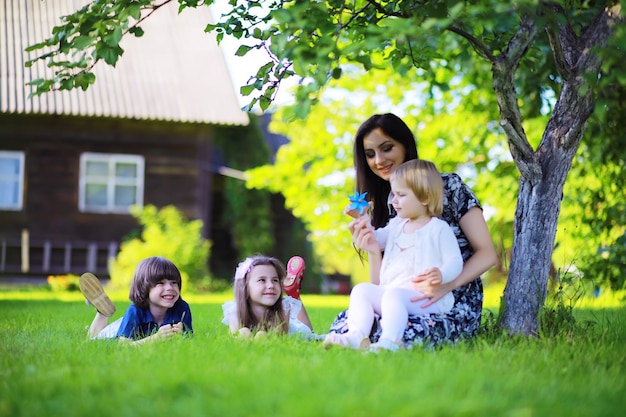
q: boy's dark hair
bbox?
[129,256,182,309]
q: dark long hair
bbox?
[353,113,418,228]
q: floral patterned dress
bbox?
[328,173,484,348]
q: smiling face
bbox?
[363,128,407,181]
[247,264,281,309]
[148,279,180,310]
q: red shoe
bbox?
[284,256,305,299]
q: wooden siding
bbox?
[0,114,215,262]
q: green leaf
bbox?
[104,26,123,47]
[259,95,271,111]
[60,78,74,91]
[128,26,144,37]
[235,45,253,56]
[72,35,94,50]
[25,41,50,52]
[128,4,142,20]
[240,84,256,96]
[74,72,96,90]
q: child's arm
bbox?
[228,310,255,337]
[120,323,184,345]
[228,310,241,334]
[436,223,464,284]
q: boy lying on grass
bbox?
[79,256,193,344]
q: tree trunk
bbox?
[501,160,571,335]
[497,4,620,336]
[501,82,592,335]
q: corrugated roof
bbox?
[0,0,249,125]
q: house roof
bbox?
[0,0,249,126]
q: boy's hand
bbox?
[172,322,184,333]
[157,323,182,340]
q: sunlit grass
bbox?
[483,281,626,310]
[1,284,625,417]
[2,281,622,310]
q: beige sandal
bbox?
[79,273,116,317]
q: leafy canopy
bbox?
[24,0,626,290]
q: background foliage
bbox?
[214,116,320,288]
[108,204,212,291]
[214,117,275,260]
[22,0,626,294]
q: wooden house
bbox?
[0,0,252,279]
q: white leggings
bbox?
[347,283,454,342]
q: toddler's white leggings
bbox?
[347,283,453,342]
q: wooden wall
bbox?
[0,114,216,276]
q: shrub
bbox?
[109,205,212,292]
[47,274,80,292]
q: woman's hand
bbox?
[417,267,442,285]
[409,270,453,308]
[348,215,372,238]
[344,202,373,220]
[352,219,379,254]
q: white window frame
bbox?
[0,151,25,211]
[79,153,144,214]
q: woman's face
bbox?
[363,128,407,181]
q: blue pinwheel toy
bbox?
[348,191,369,215]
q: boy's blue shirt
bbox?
[116,298,193,339]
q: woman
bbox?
[329,113,498,348]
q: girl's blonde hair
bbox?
[129,256,182,309]
[234,255,288,334]
[390,159,444,217]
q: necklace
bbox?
[394,232,415,252]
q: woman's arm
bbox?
[454,206,498,286]
[411,207,497,306]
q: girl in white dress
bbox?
[324,160,463,351]
[222,255,316,339]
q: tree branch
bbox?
[551,3,622,149]
[492,13,542,182]
[543,2,577,82]
[446,25,496,62]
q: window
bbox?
[0,151,25,211]
[79,153,144,214]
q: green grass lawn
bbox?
[1,285,625,417]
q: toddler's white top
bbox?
[377,217,463,288]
